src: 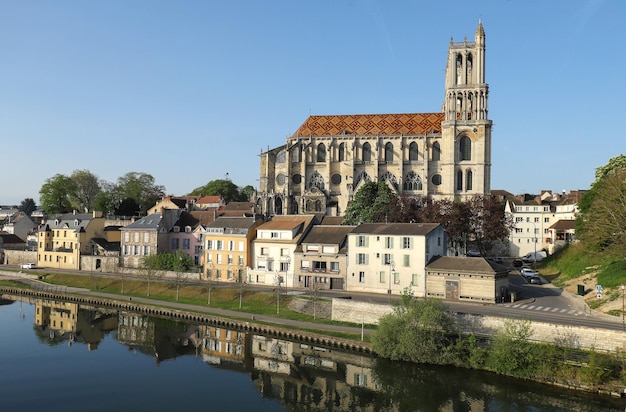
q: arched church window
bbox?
[384,142,394,162]
[456,53,463,84]
[338,143,345,161]
[456,170,463,191]
[362,142,372,162]
[466,170,473,190]
[354,171,370,188]
[315,200,322,212]
[403,171,422,191]
[409,142,418,161]
[276,150,286,163]
[467,53,473,84]
[291,145,300,163]
[317,143,326,163]
[459,136,471,161]
[432,142,441,161]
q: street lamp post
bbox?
[622,283,626,330]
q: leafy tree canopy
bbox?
[115,172,166,215]
[18,198,37,215]
[39,174,76,214]
[69,169,102,212]
[343,181,397,225]
[188,179,251,203]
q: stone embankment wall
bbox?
[332,298,626,353]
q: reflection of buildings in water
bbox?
[33,298,117,350]
[251,334,385,410]
[197,325,248,366]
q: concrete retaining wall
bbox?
[332,298,626,353]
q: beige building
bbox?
[248,215,317,287]
[293,224,355,290]
[426,256,509,304]
[203,216,264,282]
[256,22,491,217]
[346,222,446,297]
[38,211,105,270]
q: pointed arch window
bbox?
[432,142,441,161]
[291,146,300,163]
[403,171,422,191]
[338,143,345,161]
[384,142,394,162]
[466,170,473,191]
[456,170,463,191]
[459,136,471,161]
[316,143,326,162]
[362,142,372,162]
[409,142,418,161]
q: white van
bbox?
[522,251,547,263]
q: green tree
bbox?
[39,174,76,214]
[592,154,626,186]
[343,181,397,225]
[372,298,456,364]
[18,198,37,215]
[188,179,248,203]
[576,168,626,256]
[486,318,535,377]
[69,169,102,212]
[116,172,165,215]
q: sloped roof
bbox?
[123,213,162,230]
[0,233,25,245]
[198,196,223,204]
[257,215,317,231]
[426,256,507,274]
[191,210,218,226]
[206,216,257,230]
[292,113,444,137]
[172,211,200,231]
[319,216,344,226]
[301,225,356,245]
[91,238,120,252]
[350,222,440,236]
[549,219,576,230]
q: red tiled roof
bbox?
[292,113,444,137]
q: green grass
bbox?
[28,273,371,339]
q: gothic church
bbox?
[256,22,491,217]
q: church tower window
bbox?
[432,142,441,161]
[384,142,394,162]
[338,143,345,161]
[317,143,326,162]
[459,136,471,161]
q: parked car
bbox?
[520,268,536,279]
[20,263,37,269]
[512,258,523,268]
[529,276,542,285]
[492,257,504,264]
[466,250,481,257]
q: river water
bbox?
[0,297,624,412]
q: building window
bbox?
[459,136,471,161]
[402,237,412,249]
[379,271,385,283]
[171,238,179,249]
[409,142,418,161]
[271,232,278,239]
[338,143,345,161]
[394,272,400,284]
[383,253,392,265]
[432,142,441,161]
[432,174,442,186]
[362,142,372,162]
[144,232,150,242]
[357,235,368,247]
[317,143,326,162]
[403,254,410,267]
[403,171,422,191]
[457,170,463,191]
[182,239,190,250]
[466,170,473,190]
[228,254,233,264]
[385,237,393,249]
[412,274,418,285]
[330,262,339,272]
[261,247,268,256]
[359,272,365,283]
[357,253,368,265]
[384,142,394,162]
[216,240,223,250]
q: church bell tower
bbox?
[439,21,492,199]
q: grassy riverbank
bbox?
[2,271,372,341]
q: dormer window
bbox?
[185,226,191,233]
[173,226,180,233]
[55,219,59,225]
[74,219,79,226]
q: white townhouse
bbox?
[248,215,317,288]
[346,222,445,297]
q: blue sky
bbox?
[1,0,621,206]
